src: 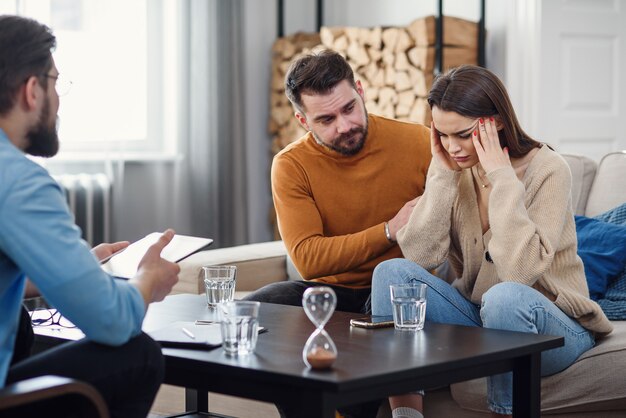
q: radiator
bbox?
[53,173,112,246]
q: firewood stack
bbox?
[268,32,321,155]
[268,15,478,154]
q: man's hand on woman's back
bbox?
[388,197,420,241]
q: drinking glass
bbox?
[219,301,260,355]
[390,283,427,331]
[203,265,236,307]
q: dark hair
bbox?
[0,15,56,116]
[285,49,356,112]
[428,65,541,158]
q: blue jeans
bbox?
[371,259,595,415]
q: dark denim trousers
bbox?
[243,280,372,314]
[7,306,164,418]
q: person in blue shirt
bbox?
[0,15,180,418]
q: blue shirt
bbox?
[0,130,145,387]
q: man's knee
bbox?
[11,305,34,366]
[124,333,165,383]
[242,281,307,306]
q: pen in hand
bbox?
[181,327,195,339]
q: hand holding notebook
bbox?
[101,233,212,279]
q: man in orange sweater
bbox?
[245,49,431,314]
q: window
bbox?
[1,0,179,158]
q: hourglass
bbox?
[302,286,338,370]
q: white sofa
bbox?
[165,151,626,418]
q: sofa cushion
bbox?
[175,241,288,294]
[562,154,598,216]
[450,321,626,414]
[286,253,304,281]
[585,151,626,217]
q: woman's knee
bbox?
[372,259,426,315]
[482,282,534,306]
[374,258,418,276]
[373,259,408,291]
[481,282,538,326]
[373,259,430,284]
[373,260,446,298]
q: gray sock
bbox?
[392,406,424,418]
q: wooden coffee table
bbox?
[142,294,563,418]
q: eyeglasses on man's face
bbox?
[40,73,73,96]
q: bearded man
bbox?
[0,15,180,418]
[245,49,431,317]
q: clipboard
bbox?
[147,321,268,350]
[101,233,212,279]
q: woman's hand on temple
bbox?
[430,121,461,171]
[472,117,511,174]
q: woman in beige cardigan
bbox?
[371,65,612,418]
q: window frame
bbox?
[3,0,180,160]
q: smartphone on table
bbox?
[349,315,394,329]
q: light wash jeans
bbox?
[371,258,595,415]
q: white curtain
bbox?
[178,0,248,248]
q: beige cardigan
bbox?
[398,146,613,335]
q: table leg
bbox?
[298,404,335,418]
[185,387,208,413]
[281,393,336,418]
[512,352,541,418]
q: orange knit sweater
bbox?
[271,114,431,288]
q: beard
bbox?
[313,113,369,157]
[25,97,59,157]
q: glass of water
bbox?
[390,283,427,331]
[203,265,236,308]
[219,301,260,355]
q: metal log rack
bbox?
[276,0,487,73]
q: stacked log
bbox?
[269,15,478,153]
[268,32,321,155]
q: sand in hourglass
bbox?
[306,347,337,369]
